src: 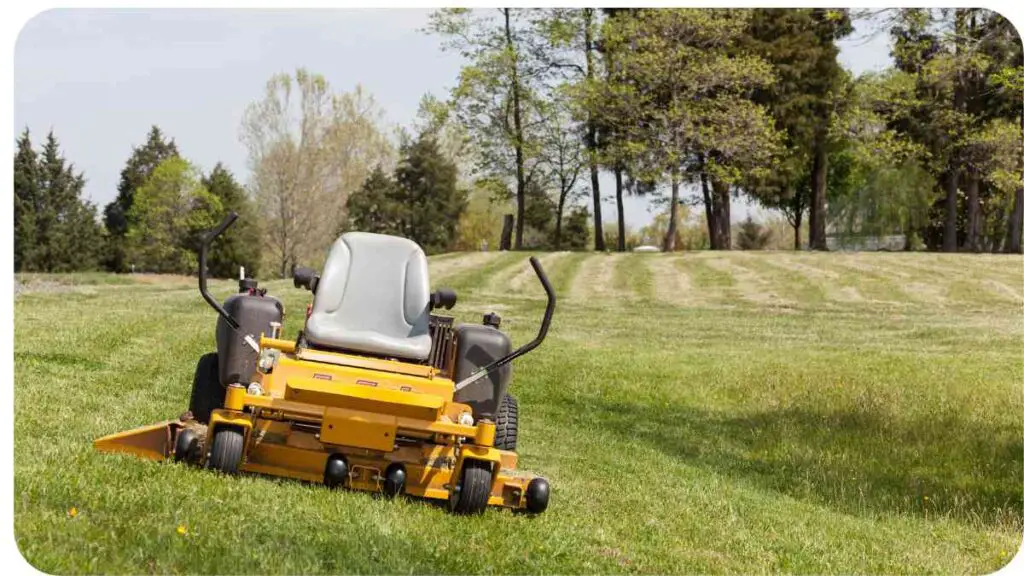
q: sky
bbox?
[14,9,894,231]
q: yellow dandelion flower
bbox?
[923,496,929,501]
[67,507,78,518]
[176,525,188,536]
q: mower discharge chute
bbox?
[94,212,554,514]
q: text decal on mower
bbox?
[313,373,332,381]
[356,379,378,387]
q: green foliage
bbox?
[347,168,403,237]
[428,9,552,249]
[14,129,39,272]
[742,9,852,239]
[561,206,591,250]
[830,158,937,242]
[736,216,774,250]
[103,126,179,272]
[521,180,556,249]
[202,163,262,279]
[125,157,222,274]
[453,182,509,251]
[639,205,710,251]
[347,133,466,254]
[14,129,103,272]
[599,9,780,185]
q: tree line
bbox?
[15,126,260,276]
[427,8,1023,253]
[14,8,1022,277]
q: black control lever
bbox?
[453,256,555,392]
[198,211,240,330]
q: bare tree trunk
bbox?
[504,9,526,250]
[1007,110,1024,254]
[554,186,566,250]
[698,156,716,250]
[942,169,960,252]
[584,8,604,251]
[664,169,680,252]
[500,215,514,250]
[711,178,732,250]
[964,171,981,252]
[809,134,829,251]
[1007,185,1024,254]
[615,167,625,252]
[793,210,802,251]
[943,10,967,253]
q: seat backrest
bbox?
[304,232,432,360]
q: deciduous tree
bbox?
[241,69,393,276]
[125,157,222,275]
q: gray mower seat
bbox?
[304,232,432,361]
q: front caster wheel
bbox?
[450,459,492,515]
[526,477,550,514]
[174,428,200,464]
[208,426,244,474]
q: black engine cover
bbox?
[215,293,283,385]
[452,324,511,421]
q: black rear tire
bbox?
[494,394,518,451]
[450,459,492,515]
[188,353,224,424]
[208,426,245,474]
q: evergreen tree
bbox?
[348,134,467,254]
[103,125,179,271]
[202,163,262,278]
[347,167,404,237]
[743,8,852,251]
[14,129,39,271]
[561,206,591,250]
[394,134,466,253]
[14,130,102,272]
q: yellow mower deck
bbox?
[94,337,546,512]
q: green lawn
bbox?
[13,251,1024,573]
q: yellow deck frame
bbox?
[94,336,542,511]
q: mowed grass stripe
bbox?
[646,255,702,308]
[437,251,521,294]
[736,253,829,307]
[544,251,588,297]
[810,255,921,305]
[674,255,736,307]
[703,256,793,308]
[504,252,572,298]
[613,253,655,300]
[427,251,501,284]
[570,253,633,303]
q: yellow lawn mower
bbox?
[94,212,554,514]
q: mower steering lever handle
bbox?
[454,256,555,392]
[198,211,240,330]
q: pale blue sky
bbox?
[14,9,892,229]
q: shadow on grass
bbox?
[572,392,1023,530]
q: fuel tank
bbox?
[452,318,511,421]
[216,284,283,385]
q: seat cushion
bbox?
[304,232,431,360]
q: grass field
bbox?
[13,251,1024,573]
